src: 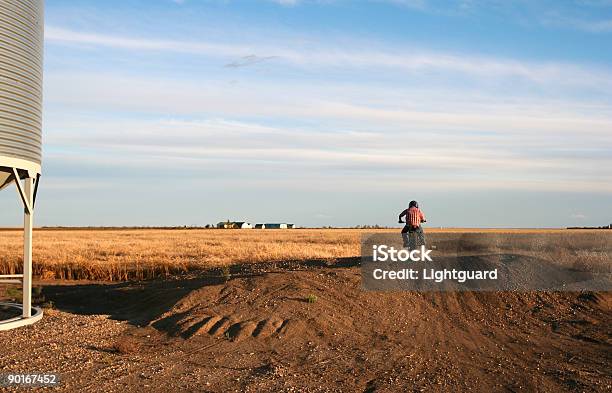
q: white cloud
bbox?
[224,54,278,68]
[377,0,426,10]
[269,0,426,7]
[40,23,612,196]
[270,0,301,5]
[44,72,612,139]
[45,26,250,57]
[542,13,612,33]
[42,112,612,194]
[570,18,612,33]
[44,26,612,89]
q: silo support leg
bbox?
[11,168,32,214]
[22,177,34,318]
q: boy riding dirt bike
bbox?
[398,200,426,250]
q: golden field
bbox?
[0,228,368,281]
[0,228,608,281]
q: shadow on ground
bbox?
[41,257,361,326]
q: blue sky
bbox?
[2,0,611,227]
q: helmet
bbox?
[409,200,418,208]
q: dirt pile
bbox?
[6,258,609,392]
[144,261,611,392]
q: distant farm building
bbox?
[265,223,287,229]
[265,223,295,229]
[218,221,294,229]
[217,221,252,229]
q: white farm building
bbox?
[218,221,295,229]
[217,221,252,229]
[264,223,295,229]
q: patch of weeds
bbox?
[306,294,318,304]
[41,300,55,310]
[33,286,46,304]
[221,265,231,282]
[4,285,47,305]
[6,287,22,302]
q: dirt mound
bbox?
[152,270,343,342]
[144,260,611,392]
[33,257,611,392]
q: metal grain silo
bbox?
[0,0,44,330]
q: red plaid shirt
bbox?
[401,207,425,227]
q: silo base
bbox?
[0,303,43,331]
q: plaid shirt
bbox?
[401,207,425,227]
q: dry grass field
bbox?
[0,228,369,281]
[0,228,608,281]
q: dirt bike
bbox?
[398,219,426,249]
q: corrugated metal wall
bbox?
[0,0,43,166]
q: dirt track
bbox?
[1,258,610,392]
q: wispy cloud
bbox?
[224,54,278,68]
[45,26,612,89]
[44,71,612,135]
[269,0,301,5]
[376,0,427,10]
[543,14,612,33]
[567,18,612,33]
[42,108,612,194]
[45,26,250,56]
[271,0,426,7]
